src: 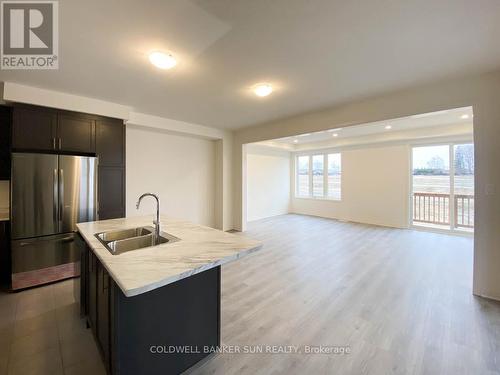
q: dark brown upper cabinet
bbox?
[12,105,95,154]
[0,106,12,180]
[57,113,95,153]
[12,106,57,151]
[96,119,125,167]
[95,118,125,220]
[10,104,126,220]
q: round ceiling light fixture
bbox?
[332,133,339,137]
[149,51,177,69]
[293,139,299,143]
[385,125,392,130]
[461,114,470,119]
[253,83,273,97]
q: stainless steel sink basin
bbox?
[96,227,152,242]
[94,226,180,255]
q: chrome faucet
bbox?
[136,193,161,244]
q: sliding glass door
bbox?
[411,143,474,232]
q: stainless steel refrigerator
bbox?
[10,153,97,289]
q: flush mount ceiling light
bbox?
[149,51,177,69]
[293,139,299,143]
[385,125,392,130]
[253,83,273,97]
[332,133,339,137]
[461,114,470,119]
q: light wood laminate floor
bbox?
[193,214,499,375]
[0,214,499,375]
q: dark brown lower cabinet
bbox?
[0,221,11,288]
[78,234,221,375]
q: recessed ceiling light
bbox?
[293,139,299,143]
[332,133,338,137]
[149,51,177,69]
[461,114,470,119]
[253,83,273,97]
[385,125,392,130]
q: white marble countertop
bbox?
[0,208,9,221]
[77,216,262,297]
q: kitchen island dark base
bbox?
[111,267,221,375]
[79,238,221,375]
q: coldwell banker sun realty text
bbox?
[1,0,58,69]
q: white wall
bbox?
[246,146,290,222]
[291,145,410,228]
[126,125,216,227]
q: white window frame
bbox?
[295,152,341,201]
[295,155,311,198]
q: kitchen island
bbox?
[76,216,262,375]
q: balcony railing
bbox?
[454,194,474,228]
[413,192,474,229]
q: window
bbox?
[297,155,310,196]
[296,153,341,200]
[312,155,324,197]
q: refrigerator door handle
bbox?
[95,157,99,220]
[59,168,64,224]
[19,236,74,247]
[53,168,58,225]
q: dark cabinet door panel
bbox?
[75,234,88,317]
[12,106,57,151]
[96,119,125,167]
[88,251,98,330]
[98,167,125,220]
[0,221,11,288]
[0,106,11,180]
[97,263,110,370]
[57,114,95,153]
[0,105,12,180]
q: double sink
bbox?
[95,226,180,255]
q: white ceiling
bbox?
[271,107,473,145]
[0,0,499,129]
